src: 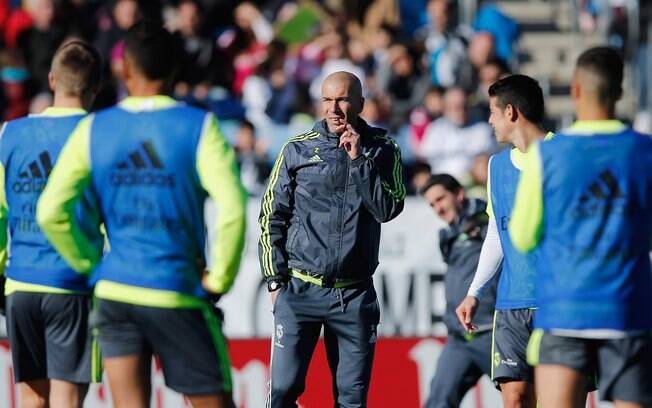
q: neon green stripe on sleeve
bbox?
[36,115,100,274]
[259,143,287,278]
[387,137,406,200]
[196,114,248,294]
[259,132,319,278]
[0,161,8,276]
[508,142,544,252]
[372,134,406,200]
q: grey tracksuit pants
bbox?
[268,277,380,408]
[424,331,493,408]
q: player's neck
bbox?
[52,94,83,110]
[574,102,614,121]
[126,78,166,98]
[511,123,546,153]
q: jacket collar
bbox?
[454,198,486,227]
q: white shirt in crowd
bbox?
[418,116,495,179]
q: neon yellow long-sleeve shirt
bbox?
[37,96,247,308]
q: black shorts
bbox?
[491,308,535,385]
[528,331,652,404]
[93,298,232,396]
[5,292,96,383]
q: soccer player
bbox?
[0,41,103,408]
[419,174,499,408]
[456,75,550,408]
[510,46,652,408]
[37,21,247,408]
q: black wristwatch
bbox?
[267,280,285,292]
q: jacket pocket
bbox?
[285,217,303,258]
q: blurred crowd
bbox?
[0,0,648,198]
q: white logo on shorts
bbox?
[501,358,518,367]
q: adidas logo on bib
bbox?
[110,141,175,188]
[12,151,53,193]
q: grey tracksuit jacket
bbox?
[258,119,405,286]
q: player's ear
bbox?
[506,103,518,122]
[614,86,623,102]
[357,96,365,115]
[456,187,465,204]
[48,72,56,93]
[570,72,581,100]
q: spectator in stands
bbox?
[458,31,495,92]
[418,87,495,180]
[3,2,32,49]
[470,56,511,121]
[466,153,490,200]
[636,2,650,112]
[418,0,470,87]
[472,3,520,63]
[0,50,31,120]
[91,0,139,108]
[477,57,510,102]
[106,39,127,103]
[361,94,387,128]
[242,40,297,127]
[369,23,398,74]
[16,0,66,92]
[234,119,270,197]
[231,1,272,96]
[309,29,365,101]
[171,0,218,101]
[347,36,375,77]
[94,0,139,62]
[340,0,400,46]
[410,85,445,152]
[376,43,430,132]
[410,161,432,193]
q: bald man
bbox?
[259,71,406,407]
[510,46,652,407]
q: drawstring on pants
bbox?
[337,288,346,313]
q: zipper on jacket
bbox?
[334,153,349,283]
